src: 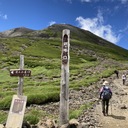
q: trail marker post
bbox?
[6,55,31,128]
[60,29,70,125]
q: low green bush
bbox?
[25,115,39,125]
[27,92,59,106]
[0,111,7,123]
[69,103,92,119]
[0,96,12,110]
[24,109,42,125]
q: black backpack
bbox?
[102,87,112,100]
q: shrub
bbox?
[25,109,41,125]
[69,103,92,119]
[27,92,59,106]
[0,111,7,123]
[0,96,12,110]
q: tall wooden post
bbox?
[60,29,70,125]
[18,55,24,95]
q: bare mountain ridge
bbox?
[0,24,127,52]
[0,27,35,37]
[0,24,109,44]
[0,24,119,45]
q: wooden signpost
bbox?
[60,29,70,125]
[6,55,31,128]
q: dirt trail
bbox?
[94,77,128,128]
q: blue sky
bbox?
[0,0,128,49]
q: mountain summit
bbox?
[0,27,35,37]
[0,24,127,54]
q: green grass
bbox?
[23,39,61,58]
[24,109,45,125]
[0,33,128,124]
[0,111,7,123]
[69,103,93,119]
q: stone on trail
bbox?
[0,124,4,128]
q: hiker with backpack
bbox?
[99,81,112,116]
[122,73,126,85]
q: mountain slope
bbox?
[1,24,127,60]
[24,24,128,60]
[0,24,128,124]
[0,27,35,37]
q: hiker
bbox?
[99,81,112,116]
[122,73,126,85]
[114,70,119,78]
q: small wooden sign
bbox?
[10,69,31,77]
[6,95,27,128]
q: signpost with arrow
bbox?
[6,55,31,128]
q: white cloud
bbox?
[0,13,8,20]
[49,21,56,26]
[81,0,91,2]
[67,0,128,4]
[80,0,128,4]
[80,0,100,2]
[66,0,99,3]
[3,14,7,20]
[66,0,72,3]
[76,11,120,44]
[118,23,128,35]
[120,0,128,4]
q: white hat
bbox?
[103,81,109,85]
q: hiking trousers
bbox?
[123,79,126,85]
[102,99,109,115]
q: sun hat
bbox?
[103,81,109,86]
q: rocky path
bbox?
[27,70,128,128]
[94,76,128,128]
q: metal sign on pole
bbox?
[6,55,31,128]
[59,29,70,125]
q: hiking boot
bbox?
[106,110,108,116]
[106,113,108,116]
[102,111,106,116]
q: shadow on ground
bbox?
[108,114,126,120]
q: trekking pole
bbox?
[110,100,112,115]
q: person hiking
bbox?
[99,81,112,116]
[114,70,119,78]
[122,73,126,85]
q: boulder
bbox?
[0,124,4,128]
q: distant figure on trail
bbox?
[122,73,126,85]
[99,81,112,116]
[114,70,119,78]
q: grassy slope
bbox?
[0,24,128,123]
[0,37,127,105]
